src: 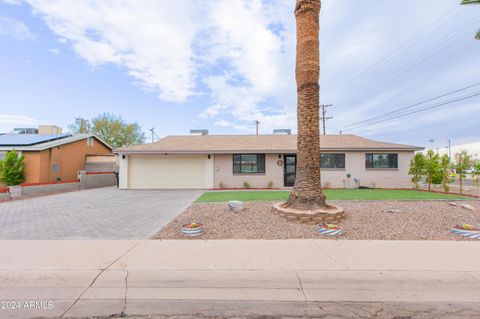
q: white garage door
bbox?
[128,155,207,189]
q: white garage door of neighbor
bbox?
[128,155,206,189]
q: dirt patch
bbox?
[154,200,480,240]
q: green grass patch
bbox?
[195,189,471,202]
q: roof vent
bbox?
[273,129,291,135]
[190,129,209,136]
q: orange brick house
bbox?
[0,134,112,184]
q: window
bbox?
[320,154,345,169]
[365,153,398,169]
[87,137,94,146]
[233,154,266,174]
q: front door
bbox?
[284,155,296,187]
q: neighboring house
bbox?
[0,134,112,184]
[114,133,424,189]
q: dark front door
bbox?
[284,155,296,187]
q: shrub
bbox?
[323,181,331,188]
[218,181,225,189]
[267,181,274,188]
[0,149,25,186]
[243,181,250,189]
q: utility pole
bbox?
[253,120,260,136]
[149,127,159,143]
[319,104,333,135]
[447,139,451,160]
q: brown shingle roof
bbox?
[114,134,423,154]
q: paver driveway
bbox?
[0,187,204,239]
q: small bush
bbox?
[218,181,225,189]
[0,149,25,186]
[323,181,331,189]
[243,181,250,189]
[267,181,274,188]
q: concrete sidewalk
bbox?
[0,240,479,318]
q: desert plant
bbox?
[243,181,250,189]
[0,149,25,186]
[425,150,441,191]
[408,152,426,190]
[471,160,480,181]
[453,150,473,194]
[439,154,452,192]
[218,181,225,189]
[267,181,274,188]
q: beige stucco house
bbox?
[114,134,423,190]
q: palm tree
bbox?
[286,0,329,210]
[461,0,480,40]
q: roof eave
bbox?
[114,147,423,154]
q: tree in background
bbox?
[453,150,473,194]
[0,150,25,186]
[471,159,480,183]
[461,0,480,40]
[69,114,145,148]
[408,152,426,190]
[439,154,452,193]
[424,150,441,192]
[68,117,92,134]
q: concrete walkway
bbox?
[0,240,479,318]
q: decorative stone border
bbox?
[273,202,345,224]
[319,224,344,236]
[181,223,204,237]
[449,227,480,239]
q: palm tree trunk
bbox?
[287,0,328,210]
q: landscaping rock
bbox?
[449,202,459,207]
[461,204,476,211]
[156,200,480,241]
[228,200,245,213]
[387,209,402,213]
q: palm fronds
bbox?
[461,0,480,5]
[476,30,480,40]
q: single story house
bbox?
[114,133,423,189]
[0,134,112,184]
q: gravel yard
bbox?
[155,200,480,240]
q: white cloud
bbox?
[25,0,198,102]
[0,114,45,133]
[2,0,22,5]
[214,120,250,131]
[18,0,297,132]
[0,14,34,41]
[48,48,60,55]
[197,0,297,133]
[452,141,480,157]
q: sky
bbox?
[0,0,479,155]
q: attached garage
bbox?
[126,155,213,189]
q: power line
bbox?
[335,82,480,131]
[340,91,480,132]
[328,17,480,107]
[325,7,465,101]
